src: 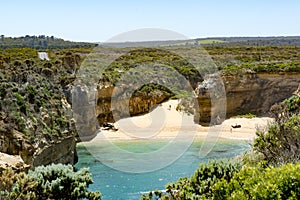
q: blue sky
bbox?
[1,0,300,42]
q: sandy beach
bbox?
[87,100,273,143]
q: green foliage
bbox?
[14,92,27,115]
[238,149,265,167]
[101,48,203,89]
[212,163,300,200]
[142,160,242,200]
[197,39,226,45]
[0,168,37,200]
[206,45,300,73]
[0,164,101,200]
[0,48,84,144]
[142,160,300,200]
[0,48,38,61]
[254,95,300,166]
[232,113,256,119]
[0,35,96,49]
[284,95,300,112]
[135,84,174,98]
[222,65,243,75]
[254,115,300,166]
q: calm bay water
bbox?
[76,139,251,200]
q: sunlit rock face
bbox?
[194,72,300,126]
[96,81,172,125]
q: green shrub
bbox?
[141,160,242,200]
[0,168,37,200]
[0,164,101,200]
[284,95,300,112]
[238,149,265,167]
[254,114,300,166]
[212,163,300,200]
[253,94,300,166]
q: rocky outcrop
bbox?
[0,51,84,171]
[0,126,34,165]
[195,72,300,125]
[194,74,226,126]
[32,136,77,167]
[70,81,173,139]
[0,152,30,172]
[72,85,97,141]
[96,82,173,125]
[72,71,300,134]
[0,78,78,169]
[0,116,77,169]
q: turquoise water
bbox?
[76,139,251,200]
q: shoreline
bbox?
[80,100,273,144]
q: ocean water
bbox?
[75,139,251,200]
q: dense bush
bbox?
[0,164,101,200]
[205,45,300,74]
[254,95,300,166]
[212,163,300,200]
[141,161,300,200]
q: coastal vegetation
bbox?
[141,94,300,200]
[0,164,101,200]
[231,113,256,119]
[0,36,299,199]
[0,35,97,49]
[141,162,300,200]
[0,48,82,144]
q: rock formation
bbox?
[195,72,300,125]
[0,53,79,169]
[72,85,97,141]
[0,152,29,172]
[96,81,173,125]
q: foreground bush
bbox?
[212,162,300,200]
[0,164,101,200]
[254,95,300,166]
[141,159,242,200]
[0,168,37,199]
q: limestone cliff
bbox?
[0,52,79,169]
[0,97,78,169]
[195,72,300,125]
[96,81,173,125]
[72,85,97,141]
[73,71,300,137]
[88,72,299,130]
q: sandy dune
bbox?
[88,100,273,142]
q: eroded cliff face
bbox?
[88,72,300,129]
[32,136,77,167]
[96,82,173,125]
[72,85,97,141]
[0,51,85,171]
[195,72,300,125]
[0,70,78,169]
[0,102,78,169]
